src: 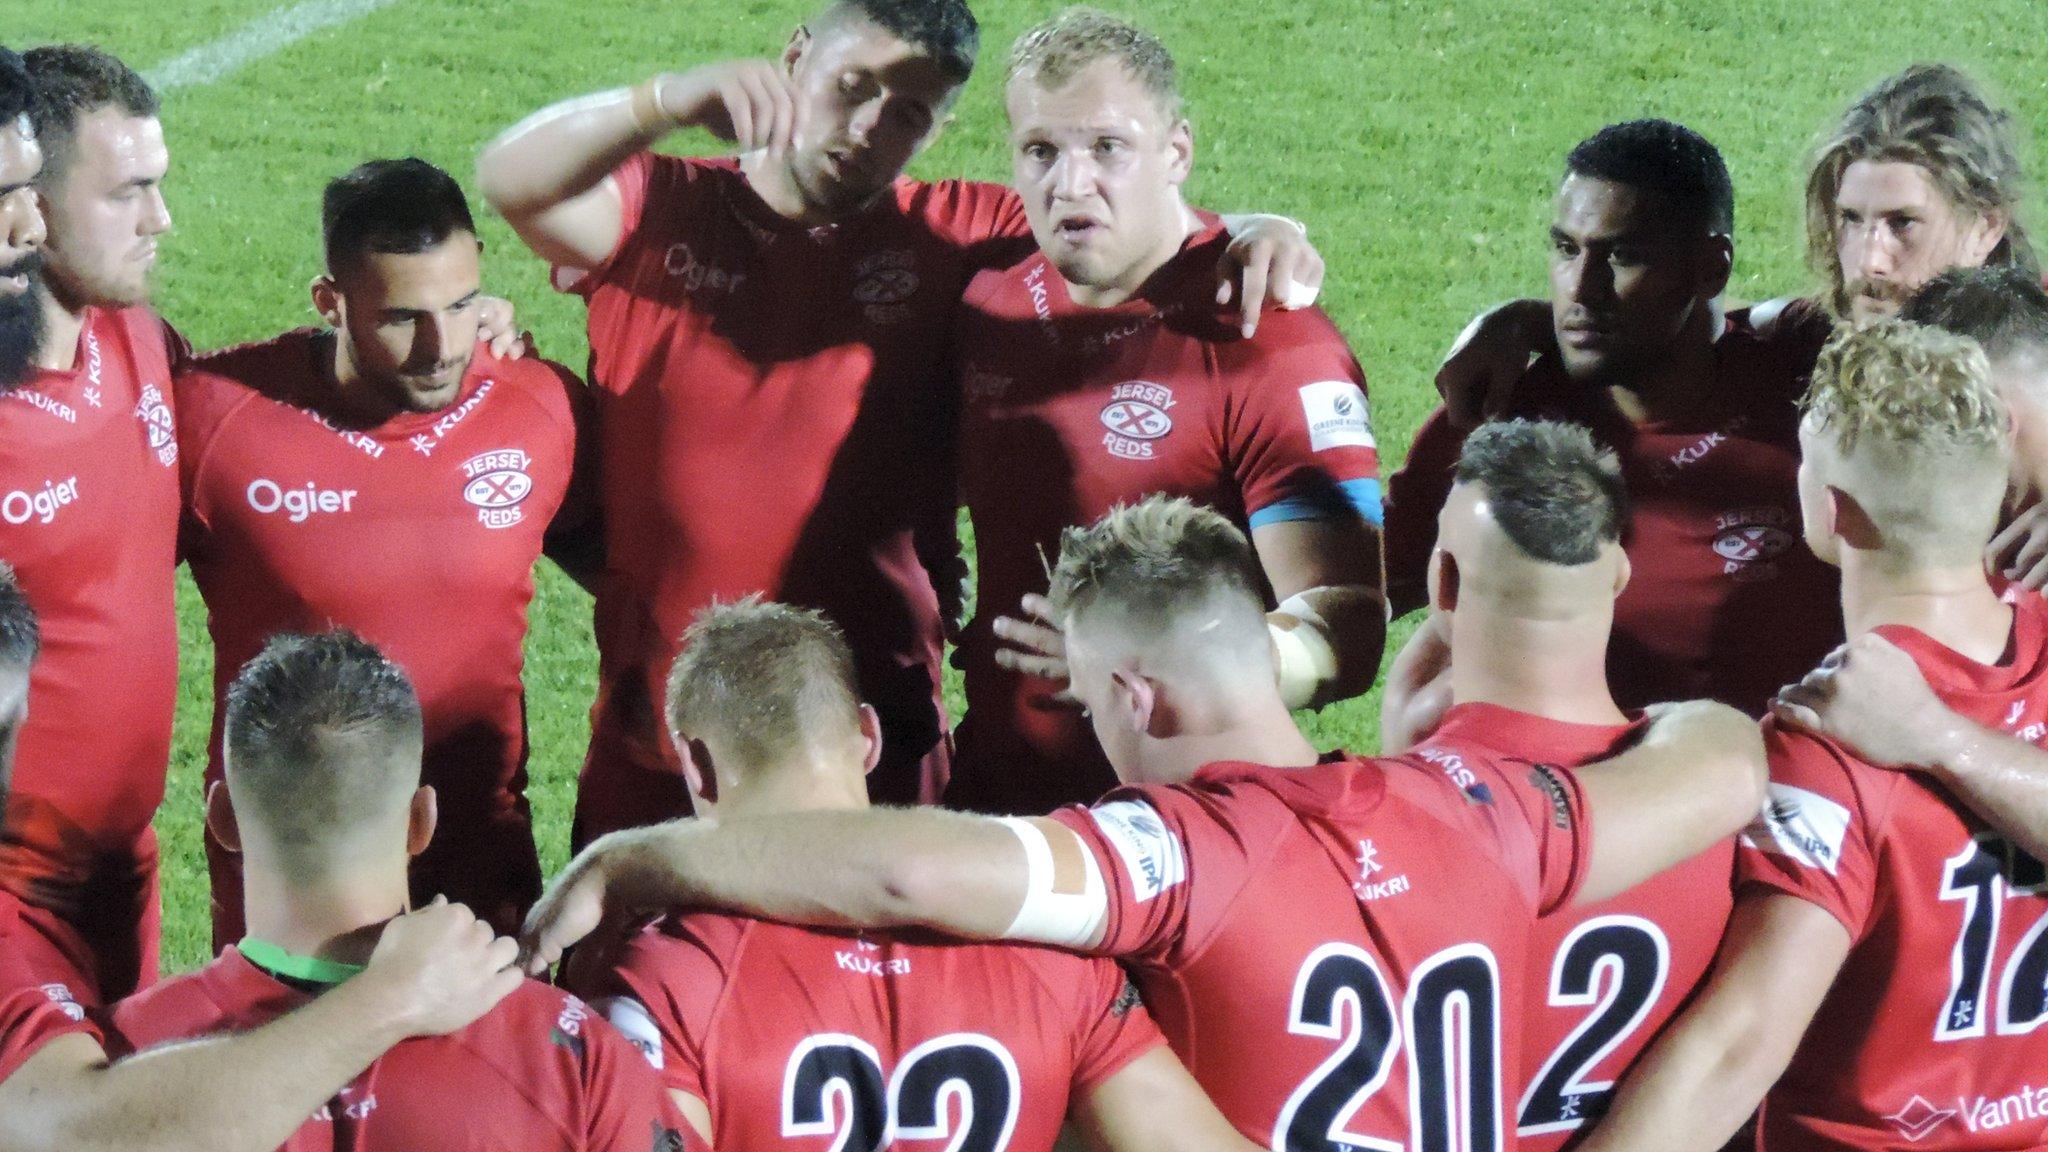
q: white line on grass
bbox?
[147,0,402,92]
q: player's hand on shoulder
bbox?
[1640,697,1764,763]
[992,593,1077,703]
[475,296,535,361]
[658,60,801,155]
[1990,501,2048,591]
[1434,297,1551,429]
[1771,633,1954,770]
[357,896,524,1037]
[521,838,626,976]
[1216,215,1323,339]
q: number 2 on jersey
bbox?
[783,1034,1021,1152]
[1517,916,1670,1136]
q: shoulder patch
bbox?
[594,995,666,1070]
[1090,800,1187,903]
[1526,764,1573,829]
[1742,783,1851,875]
[1298,380,1374,452]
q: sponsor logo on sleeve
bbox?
[1297,380,1374,452]
[1099,381,1176,460]
[37,982,85,1022]
[594,995,667,1070]
[1527,764,1574,829]
[460,449,534,529]
[1090,800,1186,902]
[1742,783,1851,875]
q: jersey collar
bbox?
[238,938,366,986]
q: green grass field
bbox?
[8,0,2048,972]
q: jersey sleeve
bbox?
[1380,406,1467,618]
[1466,754,1595,915]
[0,963,97,1084]
[1048,780,1292,963]
[1220,308,1383,534]
[556,150,662,296]
[576,1000,702,1152]
[1063,958,1166,1095]
[582,917,736,1100]
[1736,724,1884,939]
[918,180,1035,270]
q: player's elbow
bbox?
[1701,729,1770,840]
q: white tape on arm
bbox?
[1270,592,1340,709]
[995,818,1107,948]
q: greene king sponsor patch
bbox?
[1742,783,1851,875]
[1298,380,1374,452]
[595,995,666,1070]
[1091,800,1186,902]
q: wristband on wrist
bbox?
[629,76,673,133]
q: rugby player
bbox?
[1578,320,2048,1152]
[476,0,1322,839]
[524,487,1765,1147]
[575,598,1263,1152]
[116,632,688,1151]
[948,10,1385,814]
[0,49,40,390]
[0,565,537,1152]
[178,158,594,944]
[1382,119,1842,716]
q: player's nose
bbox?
[141,187,172,236]
[1050,151,1095,200]
[0,188,42,255]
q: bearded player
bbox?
[525,488,1764,1148]
[177,158,593,944]
[575,598,1262,1152]
[1574,320,2048,1152]
[476,0,1321,840]
[951,10,1385,813]
[1382,120,1841,717]
[115,632,689,1152]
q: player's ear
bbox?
[856,703,883,777]
[1166,118,1194,186]
[406,786,437,858]
[1964,206,2009,267]
[1110,666,1158,737]
[783,25,812,74]
[205,780,241,854]
[310,275,343,328]
[1698,233,1734,299]
[1429,550,1461,613]
[1611,547,1631,599]
[1824,484,1883,552]
[677,736,718,807]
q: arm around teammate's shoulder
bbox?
[1576,892,1849,1152]
[1071,1047,1265,1152]
[1573,699,1767,905]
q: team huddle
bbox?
[0,1,2042,1150]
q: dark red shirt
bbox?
[0,890,98,1085]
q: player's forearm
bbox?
[591,809,1028,938]
[1576,702,1766,903]
[1576,1006,1787,1152]
[1925,720,2048,863]
[477,83,670,217]
[1270,584,1385,709]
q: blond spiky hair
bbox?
[1802,318,2008,454]
[1045,495,1261,630]
[1006,7,1181,121]
[665,595,862,770]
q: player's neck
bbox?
[1143,692,1320,782]
[241,862,412,968]
[714,764,871,819]
[1605,301,1721,425]
[740,150,852,228]
[30,283,85,373]
[1063,200,1201,310]
[321,331,410,427]
[1839,555,2013,665]
[1447,605,1626,726]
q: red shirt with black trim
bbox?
[0,890,99,1085]
[951,225,1383,814]
[562,153,1034,832]
[0,306,182,912]
[1410,706,1736,1152]
[1045,739,1591,1148]
[583,913,1162,1152]
[114,946,691,1151]
[1382,301,1840,715]
[1740,590,2048,1151]
[177,330,586,935]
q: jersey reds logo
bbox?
[460,448,533,530]
[135,383,177,466]
[1712,506,1797,581]
[853,249,919,304]
[1100,381,1176,460]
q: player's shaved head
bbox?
[1799,319,2011,568]
[20,44,155,181]
[811,0,979,84]
[666,597,866,788]
[1007,7,1181,123]
[0,563,38,823]
[223,631,424,881]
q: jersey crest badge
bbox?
[855,249,919,326]
[460,448,534,530]
[135,383,178,466]
[1099,381,1176,460]
[1711,506,1796,581]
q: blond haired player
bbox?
[1579,321,2048,1152]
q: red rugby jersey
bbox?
[1407,706,1738,1152]
[1382,302,1841,715]
[585,913,1162,1152]
[1046,739,1591,1149]
[177,330,585,936]
[1740,592,2048,1151]
[115,947,690,1151]
[0,890,98,1085]
[950,225,1382,815]
[0,305,180,909]
[562,153,1034,834]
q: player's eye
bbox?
[1022,142,1055,164]
[1551,237,1578,259]
[1094,139,1125,158]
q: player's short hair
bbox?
[20,45,156,180]
[1564,119,1734,237]
[665,597,863,772]
[0,563,39,671]
[1453,420,1629,566]
[0,48,37,130]
[1902,264,2048,367]
[1807,64,2036,313]
[322,158,477,277]
[824,0,979,85]
[224,632,422,870]
[1046,496,1265,642]
[1007,8,1181,123]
